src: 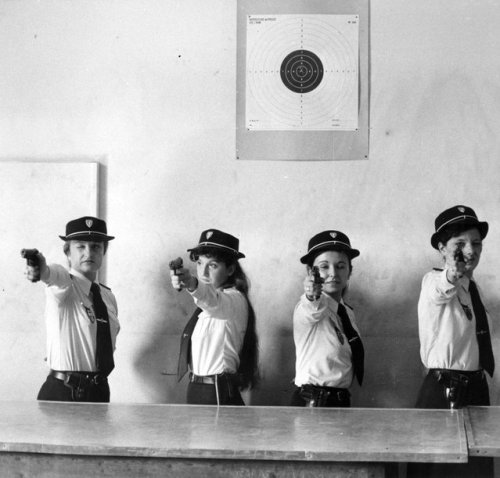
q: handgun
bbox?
[169,257,183,291]
[21,248,41,282]
[445,375,468,409]
[454,246,465,263]
[311,266,323,300]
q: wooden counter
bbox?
[465,406,500,458]
[0,401,467,477]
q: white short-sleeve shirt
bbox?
[44,264,120,372]
[293,293,359,389]
[189,282,248,376]
[418,269,484,371]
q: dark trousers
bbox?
[407,370,493,478]
[415,369,490,408]
[186,377,244,406]
[37,374,110,403]
[290,385,351,407]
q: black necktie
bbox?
[177,308,202,382]
[469,280,495,377]
[91,283,114,376]
[337,303,364,386]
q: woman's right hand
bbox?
[24,250,47,282]
[170,267,197,291]
[446,247,467,283]
[303,273,322,301]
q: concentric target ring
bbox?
[280,50,324,94]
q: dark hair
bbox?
[190,247,259,390]
[435,223,481,248]
[63,240,108,255]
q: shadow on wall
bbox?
[130,258,196,404]
[127,264,432,407]
[353,335,424,408]
[248,318,424,408]
[250,324,296,406]
[246,273,427,408]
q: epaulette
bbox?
[433,268,443,272]
[344,302,353,311]
[99,283,111,291]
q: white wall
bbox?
[1,0,500,407]
[0,162,98,400]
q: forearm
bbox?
[190,281,224,310]
[423,270,460,304]
[40,263,50,283]
[43,264,72,289]
[190,282,247,318]
[294,295,327,324]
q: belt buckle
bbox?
[191,374,216,384]
[190,374,203,384]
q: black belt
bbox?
[430,369,484,409]
[430,368,484,384]
[50,370,107,386]
[189,373,237,385]
[190,374,216,384]
[298,384,350,407]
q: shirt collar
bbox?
[457,274,471,292]
[322,293,343,310]
[69,267,94,296]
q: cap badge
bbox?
[330,232,337,239]
[85,219,93,228]
[206,231,213,240]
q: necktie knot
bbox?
[91,282,100,298]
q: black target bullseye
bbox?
[280,50,324,94]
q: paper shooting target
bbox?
[246,15,359,131]
[280,50,324,94]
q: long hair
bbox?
[189,247,260,390]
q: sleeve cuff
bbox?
[300,293,321,310]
